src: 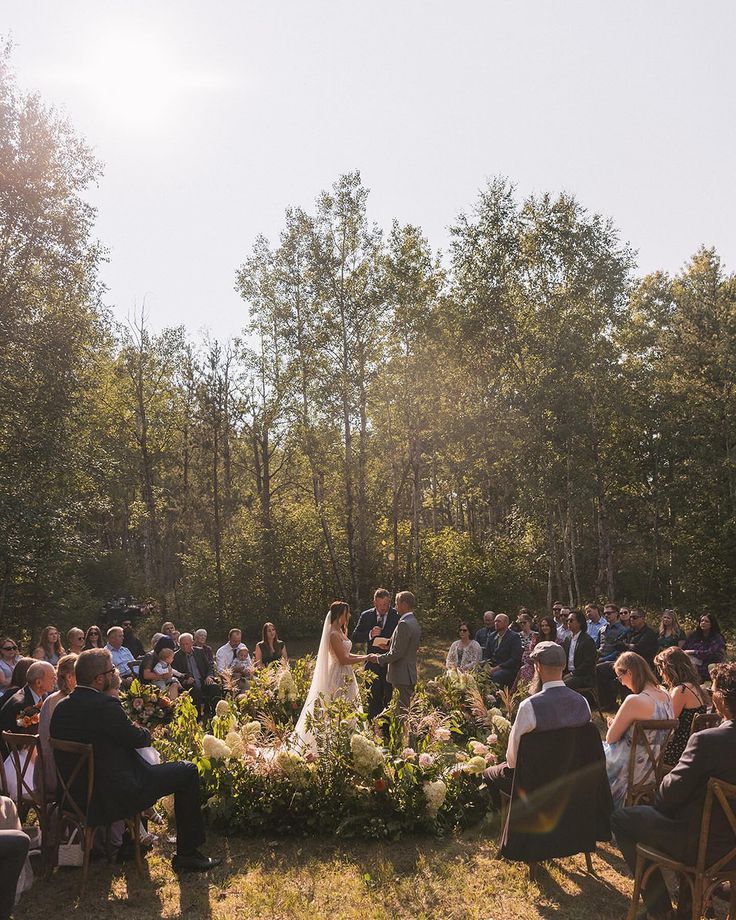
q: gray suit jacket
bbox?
[376,612,421,687]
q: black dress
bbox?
[257,640,284,666]
[664,685,706,765]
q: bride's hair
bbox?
[329,601,350,633]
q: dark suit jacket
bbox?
[50,686,152,825]
[626,624,658,665]
[0,686,38,758]
[563,632,597,682]
[172,647,214,687]
[352,607,399,672]
[485,629,523,674]
[656,719,736,864]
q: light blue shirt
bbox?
[106,643,135,677]
[587,617,608,643]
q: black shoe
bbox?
[116,841,152,863]
[171,850,222,872]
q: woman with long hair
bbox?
[683,612,726,682]
[33,626,65,665]
[254,622,288,669]
[603,651,674,807]
[655,646,709,764]
[657,609,685,651]
[515,612,539,685]
[83,625,105,649]
[292,601,367,752]
[537,616,560,644]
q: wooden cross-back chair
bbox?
[2,731,53,869]
[690,712,722,736]
[624,719,679,807]
[50,738,143,893]
[626,778,736,920]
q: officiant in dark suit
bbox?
[352,588,399,719]
[484,613,522,688]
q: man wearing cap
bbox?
[482,640,592,808]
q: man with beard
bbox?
[50,648,220,872]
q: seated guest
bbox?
[483,641,591,807]
[556,605,572,642]
[32,625,65,665]
[0,658,35,711]
[657,608,685,651]
[612,662,736,919]
[83,625,105,649]
[562,609,597,690]
[120,617,145,659]
[474,611,496,649]
[536,616,560,646]
[105,626,135,687]
[597,605,628,661]
[161,621,177,639]
[597,608,658,709]
[50,648,221,872]
[215,628,248,674]
[66,628,85,655]
[0,639,20,691]
[0,796,31,920]
[152,647,182,699]
[585,604,608,644]
[515,612,538,685]
[231,647,253,691]
[618,606,631,629]
[655,646,708,766]
[484,613,522,689]
[683,612,726,682]
[445,623,483,672]
[139,634,165,685]
[254,622,289,669]
[38,653,78,792]
[0,661,56,759]
[193,630,216,672]
[173,633,220,715]
[603,652,674,808]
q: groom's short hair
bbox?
[374,588,390,601]
[396,591,415,609]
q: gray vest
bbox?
[529,685,591,732]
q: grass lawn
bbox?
[14,638,730,919]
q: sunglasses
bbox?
[630,615,642,620]
[459,628,469,633]
[2,645,17,652]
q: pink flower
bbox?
[418,753,434,768]
[486,733,498,746]
[132,698,144,710]
[401,747,416,761]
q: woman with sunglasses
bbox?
[0,638,21,690]
[445,622,482,672]
[83,625,105,649]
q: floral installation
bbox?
[121,679,176,729]
[16,703,42,730]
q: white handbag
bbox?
[57,827,84,867]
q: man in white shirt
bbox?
[105,626,135,687]
[482,641,591,808]
[215,628,248,674]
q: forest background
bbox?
[2,45,735,645]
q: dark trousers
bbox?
[394,684,414,717]
[597,661,623,710]
[490,667,518,689]
[366,667,393,721]
[0,830,29,920]
[611,805,690,916]
[482,761,514,810]
[140,761,205,856]
[192,682,222,719]
[564,673,593,691]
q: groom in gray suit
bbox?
[368,591,421,716]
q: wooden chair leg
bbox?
[132,816,144,874]
[691,876,703,920]
[105,824,112,863]
[81,826,94,897]
[626,851,645,920]
[585,852,594,874]
[528,861,537,882]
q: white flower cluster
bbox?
[275,750,310,785]
[434,726,451,742]
[202,734,231,760]
[448,670,477,692]
[240,720,261,741]
[215,699,230,717]
[277,669,297,702]
[350,733,384,778]
[423,779,447,816]
[491,713,512,734]
[469,741,488,756]
[225,730,245,759]
[462,755,487,775]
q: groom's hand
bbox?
[367,654,379,664]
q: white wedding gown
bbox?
[291,614,361,753]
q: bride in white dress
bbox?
[292,601,368,753]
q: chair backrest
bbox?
[500,721,613,863]
[690,712,722,736]
[50,738,94,824]
[626,719,679,806]
[696,778,736,875]
[2,731,44,807]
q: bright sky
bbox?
[5,1,736,340]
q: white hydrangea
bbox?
[275,749,309,784]
[215,699,230,717]
[434,727,451,742]
[277,669,297,702]
[202,734,231,760]
[424,779,447,817]
[240,720,261,741]
[491,714,512,734]
[462,755,487,775]
[350,733,384,778]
